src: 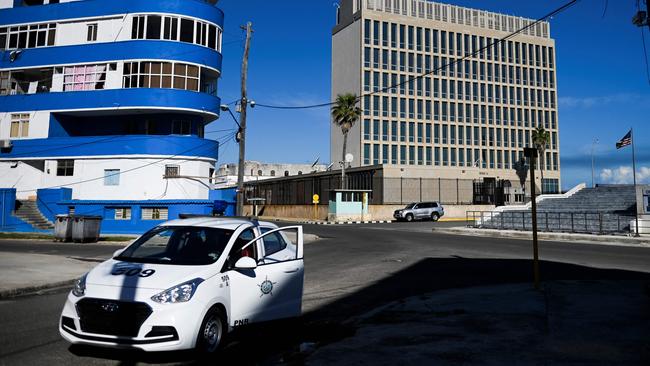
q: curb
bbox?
[0,279,75,300]
[432,227,650,247]
[298,220,393,225]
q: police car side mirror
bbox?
[112,249,124,258]
[234,257,257,270]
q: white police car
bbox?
[59,217,304,353]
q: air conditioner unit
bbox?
[0,140,12,149]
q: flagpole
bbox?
[631,128,639,237]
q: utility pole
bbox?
[524,147,540,290]
[236,22,253,217]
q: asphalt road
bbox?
[1,221,650,365]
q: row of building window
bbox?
[0,14,222,52]
[132,14,222,51]
[113,207,168,220]
[362,120,558,150]
[7,112,195,139]
[363,49,556,88]
[363,20,554,68]
[363,72,556,108]
[0,23,56,50]
[362,144,559,170]
[362,96,557,128]
[122,61,200,91]
[361,1,549,39]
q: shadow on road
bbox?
[69,257,650,365]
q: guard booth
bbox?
[327,189,371,222]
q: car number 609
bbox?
[111,268,156,277]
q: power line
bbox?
[15,132,235,193]
[254,0,580,110]
[641,27,650,85]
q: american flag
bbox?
[616,130,632,149]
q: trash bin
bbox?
[71,215,102,243]
[54,215,73,242]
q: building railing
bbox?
[466,210,635,235]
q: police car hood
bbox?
[86,259,216,290]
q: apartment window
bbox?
[163,16,179,41]
[2,23,56,50]
[86,23,98,42]
[63,64,106,91]
[165,164,180,177]
[56,160,74,176]
[123,61,199,91]
[10,113,29,138]
[172,120,191,135]
[142,207,169,220]
[104,169,120,186]
[364,144,371,164]
[114,207,131,220]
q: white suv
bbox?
[59,218,304,353]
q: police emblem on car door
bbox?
[226,226,304,326]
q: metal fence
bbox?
[466,211,635,235]
[244,173,477,205]
[382,177,474,205]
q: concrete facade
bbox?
[332,0,561,194]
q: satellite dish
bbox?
[345,153,354,163]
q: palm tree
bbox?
[532,126,550,193]
[331,93,362,189]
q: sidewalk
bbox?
[0,252,96,298]
[433,226,650,247]
[307,281,650,365]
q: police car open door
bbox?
[226,226,304,327]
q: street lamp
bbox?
[591,138,599,188]
[220,104,242,142]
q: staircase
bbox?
[14,200,54,230]
[476,185,637,234]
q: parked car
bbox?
[59,217,304,353]
[393,202,445,222]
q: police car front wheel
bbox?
[196,307,227,353]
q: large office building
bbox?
[332,0,561,194]
[0,0,225,233]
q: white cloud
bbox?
[559,93,650,109]
[599,166,650,184]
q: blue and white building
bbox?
[0,0,233,233]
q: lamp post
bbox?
[591,138,599,188]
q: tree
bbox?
[514,157,529,195]
[331,93,362,189]
[532,126,550,193]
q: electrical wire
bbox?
[15,131,235,193]
[254,0,580,110]
[640,27,650,85]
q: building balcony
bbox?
[0,135,219,160]
[0,88,220,122]
[0,40,222,72]
[0,0,223,28]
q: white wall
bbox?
[56,16,129,46]
[0,111,51,139]
[0,156,216,200]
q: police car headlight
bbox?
[72,274,87,297]
[151,278,204,304]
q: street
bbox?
[1,222,650,365]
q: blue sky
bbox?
[211,0,650,190]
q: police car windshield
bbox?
[116,226,233,265]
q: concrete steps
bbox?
[14,200,54,230]
[480,185,637,234]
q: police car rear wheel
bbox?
[431,213,439,222]
[197,307,226,353]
